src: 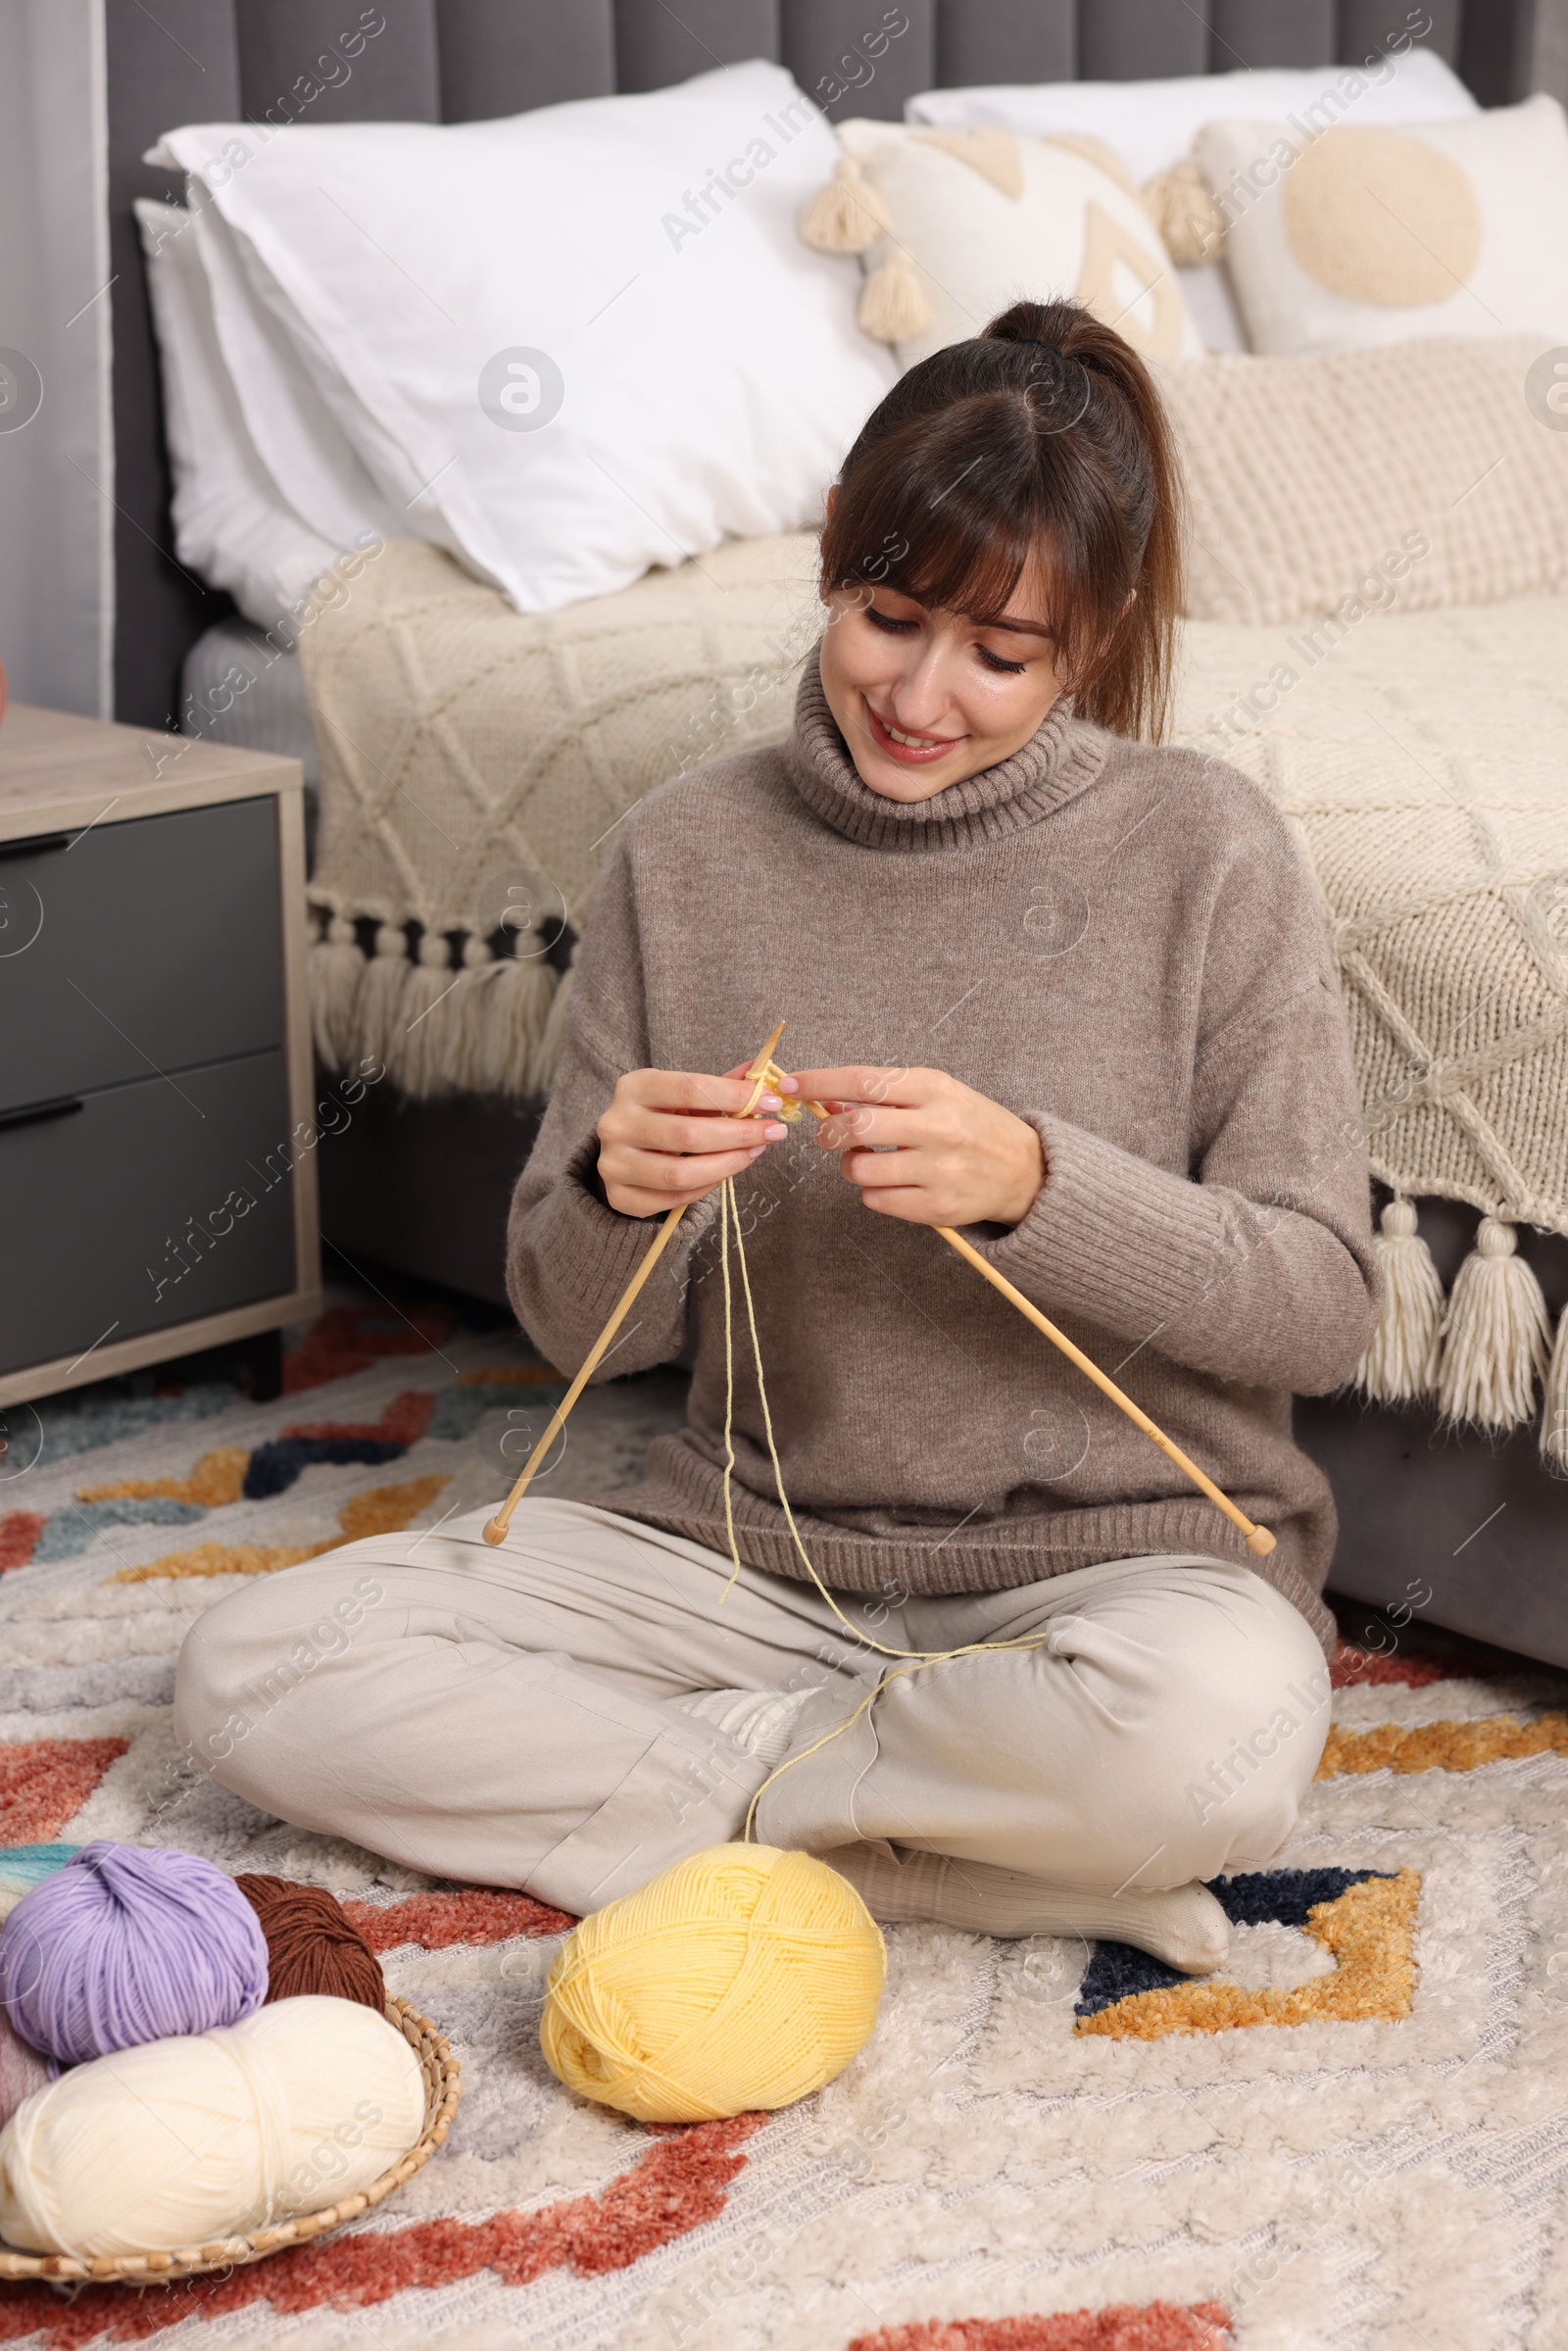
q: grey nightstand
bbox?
[0,703,321,1406]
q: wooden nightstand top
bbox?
[0,702,302,846]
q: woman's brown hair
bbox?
[818,298,1185,741]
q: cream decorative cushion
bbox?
[1159,335,1568,625]
[1194,95,1568,356]
[810,120,1202,368]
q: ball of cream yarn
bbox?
[541,1844,885,2125]
[0,1995,425,2258]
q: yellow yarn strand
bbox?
[714,1175,1050,1836]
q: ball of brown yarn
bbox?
[233,1874,386,2011]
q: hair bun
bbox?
[981,300,1064,347]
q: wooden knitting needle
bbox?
[781,1087,1276,1560]
[933,1224,1276,1558]
[481,1021,788,1546]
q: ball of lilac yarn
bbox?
[0,1841,269,2064]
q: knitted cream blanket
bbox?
[1172,596,1568,1241]
[303,536,822,1100]
[1175,597,1568,1453]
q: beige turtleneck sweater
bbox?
[507,656,1380,1652]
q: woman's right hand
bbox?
[596,1066,791,1217]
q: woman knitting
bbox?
[177,300,1378,1975]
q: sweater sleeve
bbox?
[981,857,1382,1397]
[505,847,719,1380]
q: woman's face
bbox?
[817,569,1065,804]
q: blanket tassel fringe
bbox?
[309,913,562,1102]
[309,913,366,1071]
[357,922,416,1072]
[1351,1203,1566,1457]
[1437,1216,1551,1435]
[1543,1305,1568,1470]
[394,932,459,1097]
[467,949,560,1098]
[1355,1198,1444,1403]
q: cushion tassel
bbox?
[1542,1304,1568,1470]
[307,911,365,1073]
[1437,1215,1551,1433]
[387,930,458,1100]
[472,944,558,1099]
[1141,157,1228,267]
[798,155,893,255]
[356,921,414,1073]
[857,250,933,344]
[1355,1198,1444,1403]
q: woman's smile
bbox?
[862,703,966,763]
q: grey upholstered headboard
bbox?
[108,0,1534,728]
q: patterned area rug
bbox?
[2,1286,1566,2349]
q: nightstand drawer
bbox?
[0,1052,296,1377]
[0,798,284,1115]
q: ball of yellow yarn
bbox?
[540,1844,885,2124]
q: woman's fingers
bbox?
[787,1063,930,1109]
[623,1068,785,1117]
[597,1065,796,1219]
[857,1185,934,1221]
[616,1107,786,1153]
[813,1103,931,1152]
[601,1142,768,1217]
[612,1141,769,1190]
[600,1068,788,1159]
[837,1145,917,1184]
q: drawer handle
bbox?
[0,833,72,858]
[0,1094,84,1133]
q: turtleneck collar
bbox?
[782,644,1111,853]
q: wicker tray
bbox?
[0,1995,461,2285]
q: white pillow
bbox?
[1195,95,1568,356]
[149,64,894,616]
[134,199,369,628]
[829,121,1202,368]
[904,49,1478,181]
[182,196,403,560]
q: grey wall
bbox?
[0,0,113,717]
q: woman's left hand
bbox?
[786,1064,1047,1229]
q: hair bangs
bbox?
[823,399,1044,623]
[820,395,1132,689]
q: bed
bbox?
[104,0,1568,1663]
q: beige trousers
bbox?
[172,1499,1332,1918]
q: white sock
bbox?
[677,1687,810,1770]
[820,1842,1231,1975]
